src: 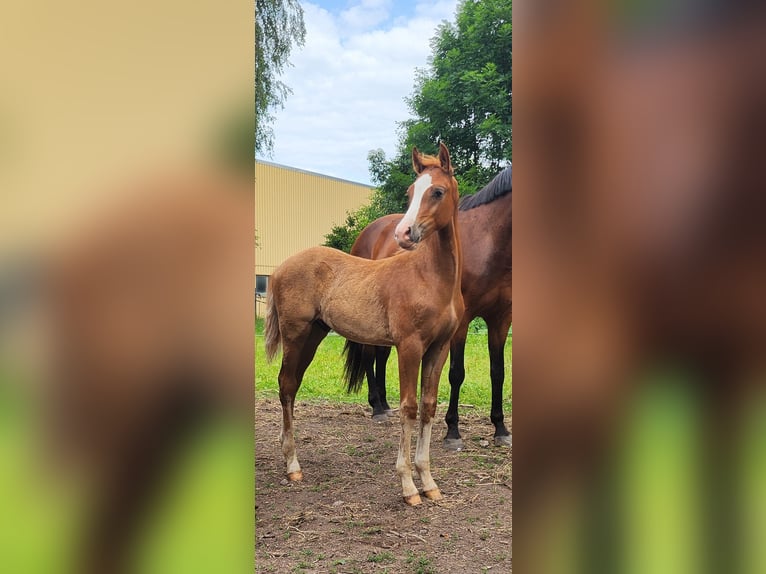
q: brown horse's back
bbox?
[351,214,402,260]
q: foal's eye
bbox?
[432,188,444,199]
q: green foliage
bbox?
[256,0,306,155]
[327,0,512,244]
[323,203,380,253]
[387,0,512,196]
[366,148,414,215]
[469,316,488,333]
[405,0,512,187]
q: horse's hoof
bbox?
[423,488,443,501]
[384,409,396,416]
[494,434,512,447]
[443,437,464,451]
[372,413,388,422]
[404,493,422,506]
[287,471,303,482]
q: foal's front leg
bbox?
[395,342,423,505]
[415,341,450,500]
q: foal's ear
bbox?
[438,142,453,175]
[412,146,425,174]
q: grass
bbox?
[0,362,253,574]
[404,551,436,574]
[255,317,512,412]
[367,550,395,563]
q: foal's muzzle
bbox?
[394,223,422,250]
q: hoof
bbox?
[494,434,512,447]
[384,409,396,416]
[423,488,443,501]
[404,493,422,506]
[287,471,303,482]
[443,437,464,451]
[372,413,389,422]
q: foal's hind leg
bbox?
[279,322,328,481]
[415,341,450,501]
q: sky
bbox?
[257,0,460,185]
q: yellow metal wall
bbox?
[255,160,373,275]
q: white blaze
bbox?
[396,172,432,239]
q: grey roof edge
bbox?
[255,159,375,189]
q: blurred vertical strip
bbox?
[514,1,766,573]
[0,1,254,573]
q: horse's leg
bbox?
[365,345,380,414]
[415,340,450,500]
[367,346,394,421]
[376,346,394,416]
[487,313,512,446]
[364,345,387,422]
[279,322,327,481]
[444,315,471,450]
[395,340,424,505]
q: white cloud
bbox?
[262,0,459,185]
[340,0,392,33]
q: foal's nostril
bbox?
[395,224,415,246]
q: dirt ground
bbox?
[255,398,512,573]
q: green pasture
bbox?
[0,362,252,574]
[255,317,513,413]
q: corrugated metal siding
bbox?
[255,160,373,276]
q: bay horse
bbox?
[350,166,512,449]
[265,143,463,505]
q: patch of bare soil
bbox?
[256,398,511,573]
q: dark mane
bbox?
[458,165,512,211]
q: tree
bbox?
[325,0,511,249]
[407,0,512,184]
[256,0,306,155]
[323,205,377,253]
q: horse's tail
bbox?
[342,340,372,394]
[264,289,281,363]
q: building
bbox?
[255,160,374,316]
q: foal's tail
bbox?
[264,290,281,363]
[342,340,372,394]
